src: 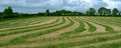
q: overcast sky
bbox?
[0,0,121,13]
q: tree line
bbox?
[0,7,121,19]
[87,7,120,16]
[39,7,121,16]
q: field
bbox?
[0,16,121,48]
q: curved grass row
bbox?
[31,16,105,43]
[60,17,85,36]
[79,17,115,32]
[76,17,96,32]
[0,18,60,34]
[86,17,121,27]
[92,21,115,32]
[0,17,53,29]
[0,17,55,32]
[75,33,121,48]
[0,18,60,37]
[23,17,97,47]
[0,17,51,26]
[0,16,121,48]
[59,17,96,38]
[84,22,96,32]
[33,32,121,48]
[0,17,74,46]
[0,17,63,43]
[86,41,121,48]
[74,17,120,40]
[10,17,73,43]
[28,17,120,48]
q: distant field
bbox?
[0,16,121,48]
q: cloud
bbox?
[0,0,120,13]
[103,0,121,9]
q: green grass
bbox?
[80,17,115,32]
[0,17,52,29]
[0,18,60,37]
[10,17,72,43]
[39,31,119,42]
[33,33,121,48]
[29,17,119,43]
[84,22,96,32]
[0,18,52,32]
[84,42,121,48]
[0,17,74,46]
[77,17,96,32]
[0,16,121,48]
[93,22,115,32]
[87,17,121,27]
[60,17,85,36]
[84,41,121,48]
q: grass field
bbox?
[0,16,121,48]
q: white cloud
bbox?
[103,0,121,9]
[0,0,26,6]
[48,0,63,6]
[0,0,121,13]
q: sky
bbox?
[0,0,121,13]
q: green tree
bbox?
[112,8,119,16]
[88,8,96,16]
[0,12,2,19]
[55,10,61,16]
[4,7,13,15]
[106,9,111,15]
[46,9,50,16]
[61,10,66,16]
[85,11,90,16]
[119,11,121,16]
[98,7,107,16]
[0,12,2,15]
[3,7,13,17]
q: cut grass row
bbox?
[10,17,72,43]
[77,34,121,48]
[86,42,121,48]
[0,17,55,32]
[33,31,121,48]
[33,16,98,42]
[86,17,121,27]
[60,17,85,36]
[26,16,80,41]
[0,17,74,46]
[85,22,96,32]
[91,21,115,32]
[0,18,60,34]
[39,31,119,43]
[37,16,115,41]
[0,17,53,29]
[0,17,63,43]
[0,16,120,48]
[79,17,115,32]
[86,17,121,31]
[0,17,78,48]
[59,17,96,38]
[76,17,96,32]
[0,18,60,37]
[14,16,97,47]
[23,16,118,48]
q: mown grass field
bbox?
[0,16,121,48]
